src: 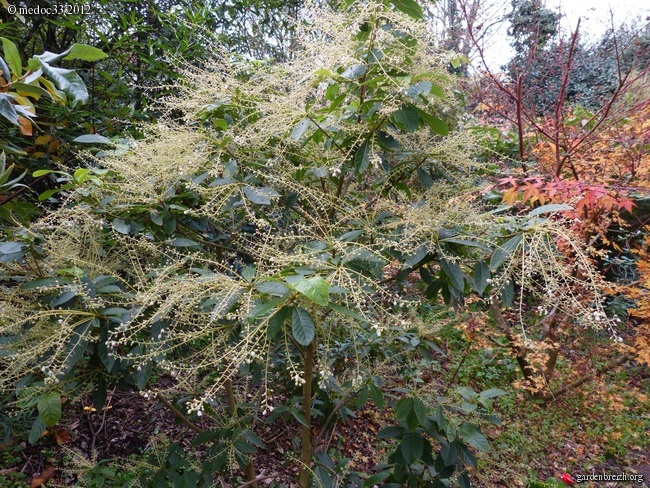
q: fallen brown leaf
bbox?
[31,466,55,487]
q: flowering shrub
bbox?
[0,1,619,485]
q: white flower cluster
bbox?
[371,323,384,337]
[317,365,333,390]
[291,370,306,386]
[40,365,60,385]
[244,350,259,364]
[155,327,168,341]
[186,398,205,417]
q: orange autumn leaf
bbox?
[54,428,71,445]
[501,186,518,205]
[18,115,32,136]
[31,466,55,488]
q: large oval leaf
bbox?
[38,392,61,427]
[289,276,329,306]
[291,306,315,346]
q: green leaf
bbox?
[291,306,316,346]
[458,472,471,488]
[313,466,333,488]
[392,105,420,132]
[340,64,367,79]
[388,0,424,19]
[450,56,463,69]
[490,234,523,270]
[38,183,75,201]
[394,397,413,421]
[267,306,289,339]
[243,186,280,205]
[361,470,391,487]
[440,259,464,291]
[377,425,404,439]
[73,134,113,144]
[528,203,573,216]
[39,61,88,105]
[405,81,432,99]
[0,241,26,254]
[291,118,310,141]
[416,167,433,189]
[354,140,370,173]
[404,245,428,268]
[417,108,449,136]
[0,55,10,84]
[479,388,507,399]
[38,392,62,427]
[170,238,199,247]
[473,260,490,295]
[135,362,151,390]
[400,432,424,464]
[32,169,61,177]
[327,302,366,322]
[289,276,329,306]
[66,44,108,62]
[376,130,401,151]
[112,218,130,235]
[445,420,457,441]
[0,93,18,125]
[413,397,428,426]
[441,442,457,466]
[459,422,489,452]
[255,281,290,297]
[501,278,514,307]
[11,82,53,100]
[1,37,21,77]
[369,383,384,409]
[28,417,46,444]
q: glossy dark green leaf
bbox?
[291,306,315,346]
[376,130,401,151]
[479,388,507,399]
[490,234,523,270]
[440,259,464,291]
[28,417,46,444]
[73,134,113,144]
[389,0,424,19]
[290,276,329,306]
[170,238,199,247]
[38,392,61,427]
[416,167,433,189]
[473,260,490,295]
[112,218,129,235]
[291,118,310,141]
[393,105,420,132]
[413,397,428,426]
[417,108,449,136]
[401,432,424,464]
[459,422,489,452]
[501,278,514,307]
[395,397,413,421]
[313,466,333,488]
[354,140,370,173]
[0,93,18,125]
[39,62,88,105]
[267,306,289,339]
[243,186,280,205]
